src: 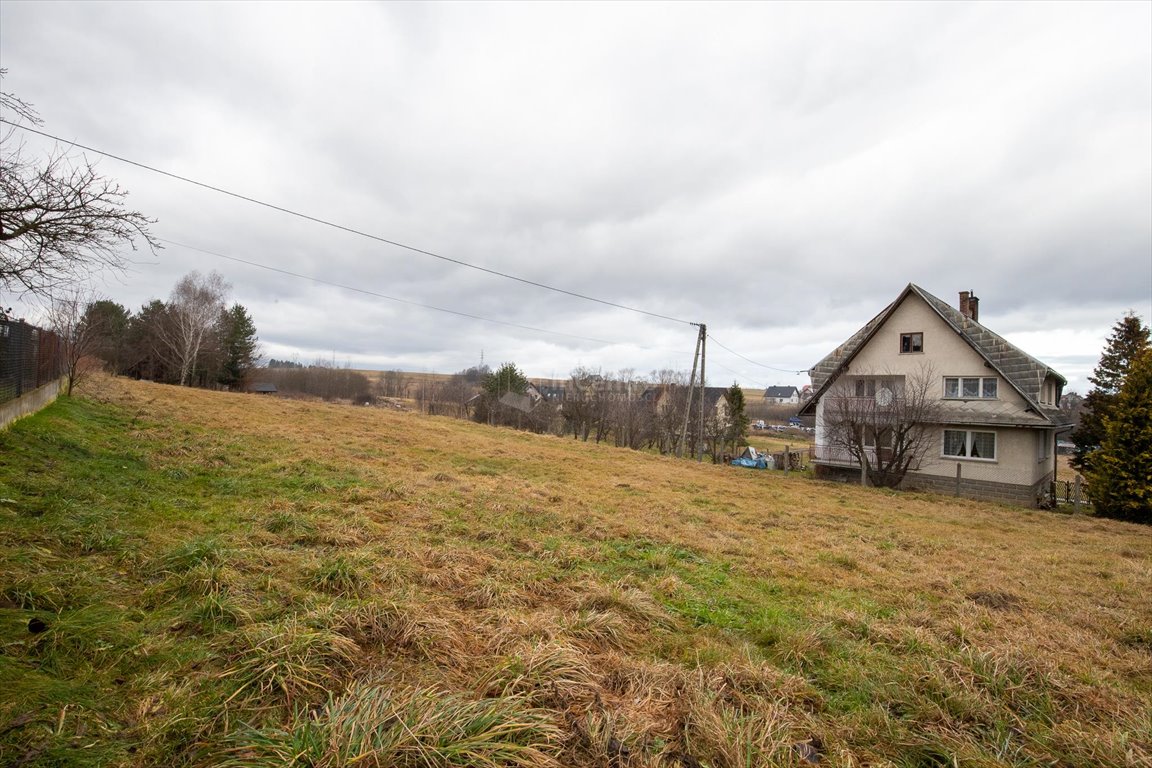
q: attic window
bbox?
[900,333,923,353]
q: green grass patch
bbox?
[1,383,1148,768]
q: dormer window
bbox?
[900,333,923,353]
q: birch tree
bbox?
[160,270,230,386]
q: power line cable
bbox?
[707,333,808,375]
[2,119,695,326]
[160,238,634,347]
[706,358,770,391]
[5,119,811,377]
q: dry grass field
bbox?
[1,376,1148,767]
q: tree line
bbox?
[1,76,266,395]
[56,271,259,393]
[413,362,750,461]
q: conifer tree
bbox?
[1085,348,1152,524]
[723,381,749,453]
[475,362,530,427]
[483,362,529,397]
[217,303,259,389]
[1070,313,1150,472]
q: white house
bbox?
[763,386,801,405]
[800,284,1072,506]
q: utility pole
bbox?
[697,323,707,462]
[676,323,705,459]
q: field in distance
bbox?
[0,376,1148,767]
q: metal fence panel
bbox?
[0,319,63,405]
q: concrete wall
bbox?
[814,462,1050,507]
[902,469,1051,507]
[0,378,63,430]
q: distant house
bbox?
[536,385,567,402]
[763,386,801,405]
[641,384,732,422]
[800,284,1072,507]
[247,382,278,395]
[523,383,545,405]
[499,391,535,413]
[702,386,732,421]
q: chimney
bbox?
[959,290,979,322]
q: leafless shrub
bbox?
[822,363,943,488]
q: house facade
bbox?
[763,385,801,405]
[801,284,1072,506]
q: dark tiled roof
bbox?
[763,386,800,398]
[804,284,1070,426]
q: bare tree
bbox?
[649,369,690,455]
[604,369,659,450]
[43,289,106,396]
[564,367,599,441]
[378,369,409,398]
[1,72,159,298]
[822,364,943,488]
[157,271,230,386]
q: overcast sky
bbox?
[2,1,1149,393]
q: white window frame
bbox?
[942,429,997,461]
[943,376,998,400]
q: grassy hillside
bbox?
[1,377,1148,767]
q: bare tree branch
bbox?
[1,73,159,298]
[822,363,942,488]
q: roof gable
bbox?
[803,284,1068,425]
[763,386,799,398]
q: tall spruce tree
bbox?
[217,303,259,389]
[1070,312,1150,473]
[82,299,132,375]
[723,381,749,453]
[1085,348,1152,523]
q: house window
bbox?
[943,429,997,460]
[854,378,893,399]
[900,332,923,353]
[1036,431,1049,462]
[944,377,997,399]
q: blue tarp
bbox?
[730,457,768,469]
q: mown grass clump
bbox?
[0,376,1149,767]
[218,615,360,710]
[306,554,370,597]
[218,683,559,767]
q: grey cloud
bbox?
[1,1,1147,395]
